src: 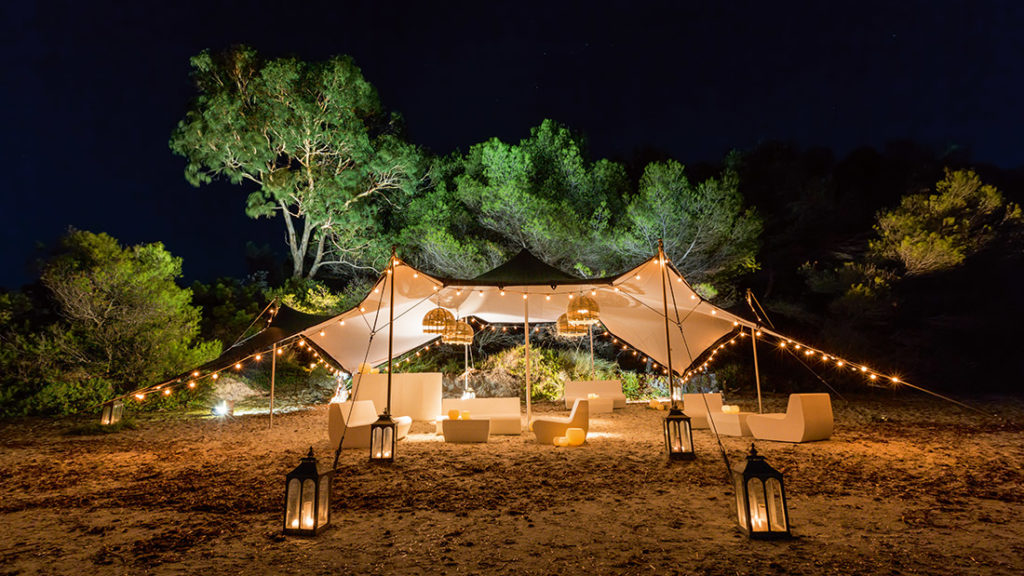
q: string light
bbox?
[211,373,219,380]
[163,389,171,395]
[255,355,262,361]
[319,330,325,337]
[188,381,196,388]
[235,363,242,370]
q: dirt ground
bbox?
[1,391,1022,576]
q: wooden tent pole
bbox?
[658,240,677,408]
[524,296,531,429]
[752,326,763,413]
[589,324,595,380]
[269,342,276,428]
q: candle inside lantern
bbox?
[566,427,586,446]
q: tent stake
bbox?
[524,296,531,430]
[270,342,276,428]
[752,326,763,413]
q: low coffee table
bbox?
[442,418,490,443]
[710,411,753,436]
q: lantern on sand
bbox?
[566,294,600,326]
[369,412,398,462]
[422,308,454,334]
[283,447,332,536]
[734,444,790,539]
[100,400,124,426]
[663,407,695,460]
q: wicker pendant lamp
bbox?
[422,307,454,334]
[566,294,600,326]
[442,320,475,345]
[556,313,587,338]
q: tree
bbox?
[618,159,762,292]
[0,230,220,415]
[870,169,1022,276]
[412,120,630,277]
[170,47,425,279]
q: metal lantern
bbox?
[566,294,600,326]
[99,400,124,426]
[422,307,454,334]
[734,444,790,539]
[283,447,333,536]
[442,320,474,345]
[369,411,398,463]
[556,313,587,338]
[663,407,695,460]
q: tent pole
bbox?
[269,342,276,428]
[658,240,677,408]
[752,326,763,413]
[524,296,531,429]
[386,251,395,415]
[589,324,595,380]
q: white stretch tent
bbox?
[298,250,756,423]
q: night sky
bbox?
[3,0,1022,289]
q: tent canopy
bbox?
[300,249,751,376]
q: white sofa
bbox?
[437,397,522,435]
[327,400,412,450]
[533,399,589,445]
[349,373,442,421]
[746,393,833,443]
[682,392,724,429]
[563,380,626,409]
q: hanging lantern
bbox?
[442,320,474,345]
[283,447,333,536]
[556,313,587,338]
[369,411,398,462]
[422,307,454,334]
[663,407,695,461]
[99,400,124,426]
[734,444,790,539]
[567,294,600,326]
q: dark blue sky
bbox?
[2,0,1022,289]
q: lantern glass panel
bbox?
[318,475,330,526]
[734,475,748,529]
[370,416,397,461]
[766,478,787,531]
[300,479,316,530]
[746,478,769,532]
[286,478,301,530]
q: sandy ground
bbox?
[1,392,1023,576]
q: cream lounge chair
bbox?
[533,399,589,445]
[328,400,413,450]
[746,393,833,443]
[682,393,724,429]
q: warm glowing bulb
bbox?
[433,286,438,292]
[188,381,196,388]
[135,394,145,400]
[635,274,640,280]
[192,371,200,377]
[860,366,868,372]
[310,363,316,368]
[298,340,305,347]
[614,287,620,292]
[339,320,345,326]
[500,291,505,296]
[568,294,574,300]
[522,293,528,300]
[277,348,283,355]
[794,344,801,350]
[590,290,596,296]
[780,342,787,348]
[413,273,418,278]
[869,374,877,380]
[733,321,739,326]
[456,290,462,295]
[711,310,717,315]
[836,360,844,367]
[892,376,900,383]
[319,330,325,337]
[235,363,242,370]
[545,295,551,300]
[212,373,219,380]
[374,288,379,293]
[359,307,366,312]
[690,294,696,300]
[163,389,171,395]
[755,331,762,337]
